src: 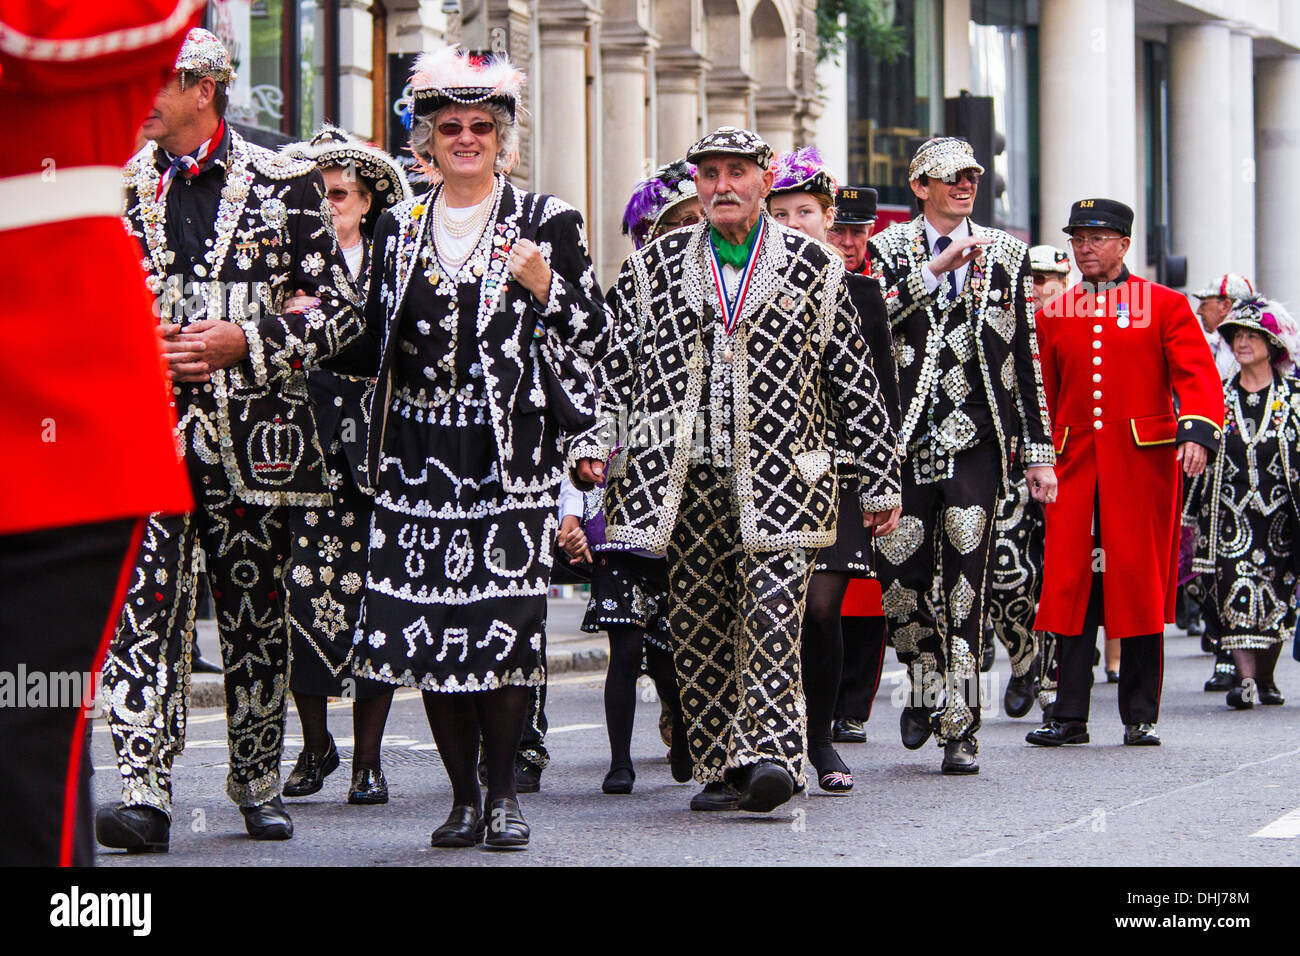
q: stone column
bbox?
[705,67,757,132]
[1169,21,1233,291]
[1256,55,1300,311]
[1038,0,1137,266]
[535,1,598,221]
[1229,29,1256,281]
[657,48,709,160]
[600,21,657,288]
[335,0,374,138]
[943,0,971,97]
[755,90,798,153]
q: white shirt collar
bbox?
[923,216,970,250]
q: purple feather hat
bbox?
[769,145,838,201]
[622,160,698,249]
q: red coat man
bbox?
[1029,198,1223,747]
[0,0,199,865]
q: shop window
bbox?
[845,0,944,209]
[208,0,339,144]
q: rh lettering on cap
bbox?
[1079,200,1095,208]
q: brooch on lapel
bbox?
[989,289,1002,303]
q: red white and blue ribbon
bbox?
[156,118,225,202]
[707,218,765,336]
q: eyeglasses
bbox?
[436,120,496,137]
[1068,234,1122,250]
[663,212,702,229]
[939,169,981,186]
[326,187,360,202]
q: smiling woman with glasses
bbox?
[324,46,606,850]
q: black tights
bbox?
[293,689,395,770]
[1232,644,1282,685]
[605,626,683,772]
[422,686,529,807]
[801,571,849,773]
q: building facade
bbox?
[204,0,1300,305]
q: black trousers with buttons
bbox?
[100,453,292,818]
[877,439,1002,744]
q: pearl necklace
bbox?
[435,186,493,239]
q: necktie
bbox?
[933,235,958,300]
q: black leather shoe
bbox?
[980,638,996,673]
[1227,678,1258,710]
[737,761,794,812]
[1025,720,1090,746]
[1187,616,1204,637]
[1204,651,1236,691]
[282,735,339,797]
[515,760,542,794]
[191,653,223,674]
[601,765,635,794]
[95,804,169,853]
[900,706,933,750]
[1258,682,1286,706]
[483,798,530,848]
[832,717,867,743]
[809,747,854,793]
[347,767,389,805]
[241,795,293,840]
[1003,670,1038,719]
[1105,669,1120,684]
[689,782,740,811]
[940,736,979,775]
[1123,723,1161,746]
[430,804,484,848]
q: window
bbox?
[208,0,339,143]
[845,0,944,208]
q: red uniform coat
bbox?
[0,0,201,534]
[1034,273,1224,639]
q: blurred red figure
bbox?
[0,0,201,865]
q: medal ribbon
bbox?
[707,218,765,336]
[156,118,226,202]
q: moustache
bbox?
[709,191,741,208]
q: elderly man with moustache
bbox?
[1028,199,1224,748]
[570,127,901,813]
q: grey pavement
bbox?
[92,614,1300,866]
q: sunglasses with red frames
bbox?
[436,120,496,137]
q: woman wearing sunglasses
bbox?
[277,127,411,807]
[766,147,901,792]
[326,47,606,849]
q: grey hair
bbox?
[409,102,519,175]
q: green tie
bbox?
[710,222,760,269]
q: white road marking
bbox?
[951,743,1300,864]
[1251,806,1300,838]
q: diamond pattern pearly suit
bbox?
[867,215,1054,745]
[570,216,900,784]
